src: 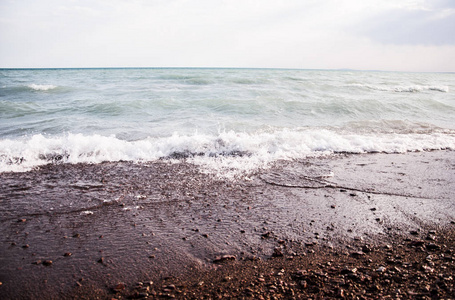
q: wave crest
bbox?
[1,129,454,174]
[28,84,57,91]
[349,84,449,93]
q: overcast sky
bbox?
[0,0,454,71]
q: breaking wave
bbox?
[27,84,58,91]
[1,129,454,174]
[349,84,449,93]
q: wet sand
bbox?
[0,150,454,299]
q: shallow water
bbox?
[1,68,454,173]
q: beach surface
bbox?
[0,150,454,299]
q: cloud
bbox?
[0,0,454,71]
[352,1,455,45]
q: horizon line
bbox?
[0,66,453,74]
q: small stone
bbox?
[362,245,372,253]
[410,240,425,247]
[73,233,80,238]
[426,235,436,241]
[330,205,336,209]
[376,266,386,273]
[349,193,356,197]
[130,292,149,299]
[410,230,419,235]
[337,288,345,298]
[426,243,441,251]
[64,252,72,257]
[18,219,26,222]
[213,255,236,263]
[341,267,357,275]
[22,244,29,248]
[43,260,53,266]
[421,265,434,273]
[261,232,271,238]
[112,283,126,292]
[350,251,365,258]
[202,234,208,238]
[98,257,104,263]
[370,208,377,211]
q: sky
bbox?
[0,0,454,72]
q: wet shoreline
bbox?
[0,150,454,299]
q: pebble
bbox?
[421,265,434,273]
[112,283,126,292]
[341,267,357,275]
[350,251,365,258]
[426,243,441,251]
[43,260,53,266]
[64,252,72,257]
[213,255,236,263]
[410,240,425,247]
[261,232,272,238]
[376,266,386,273]
[362,245,372,253]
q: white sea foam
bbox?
[28,84,57,91]
[1,130,454,175]
[349,84,449,93]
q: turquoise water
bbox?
[1,68,454,173]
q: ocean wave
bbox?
[349,84,449,93]
[1,129,454,174]
[27,84,58,91]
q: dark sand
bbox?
[0,150,454,299]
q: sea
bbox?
[1,68,454,176]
